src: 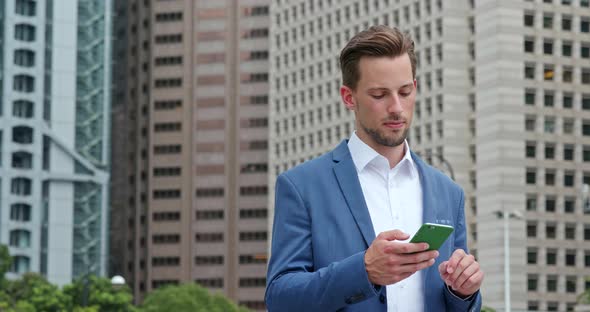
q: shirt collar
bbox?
[348,131,418,179]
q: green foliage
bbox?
[140,283,250,312]
[0,245,12,287]
[481,306,496,312]
[4,272,70,311]
[63,275,136,312]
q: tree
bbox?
[0,245,12,287]
[2,272,70,311]
[62,275,136,312]
[140,283,250,312]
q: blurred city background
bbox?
[0,0,589,311]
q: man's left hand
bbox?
[438,249,484,298]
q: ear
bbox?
[340,85,355,111]
[413,79,418,91]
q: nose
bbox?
[386,94,403,114]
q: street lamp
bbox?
[82,272,127,306]
[494,209,522,312]
[415,151,455,181]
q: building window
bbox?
[13,100,34,118]
[154,122,181,132]
[563,66,573,82]
[155,12,183,22]
[12,151,32,169]
[195,188,224,198]
[525,63,535,79]
[195,232,224,243]
[526,168,536,184]
[524,11,534,26]
[544,143,555,159]
[562,40,573,56]
[239,254,267,264]
[543,13,554,29]
[152,234,180,244]
[195,278,223,288]
[546,222,557,239]
[152,189,181,199]
[544,64,554,81]
[195,256,224,265]
[543,39,553,54]
[154,56,182,66]
[545,169,556,185]
[240,186,268,196]
[239,231,267,241]
[566,248,576,265]
[582,17,590,33]
[14,23,35,41]
[528,274,538,291]
[525,89,535,105]
[527,247,538,264]
[9,229,31,248]
[563,92,573,108]
[566,276,577,293]
[10,256,30,274]
[526,194,537,211]
[240,208,267,219]
[154,100,182,110]
[195,210,224,220]
[10,203,31,222]
[14,49,34,67]
[583,120,590,136]
[11,177,31,196]
[564,197,575,213]
[152,257,180,266]
[582,43,590,59]
[239,278,266,288]
[546,196,556,212]
[564,170,575,187]
[565,224,576,240]
[562,14,572,31]
[547,275,558,292]
[15,0,36,16]
[155,78,182,88]
[153,211,180,221]
[582,68,590,84]
[547,248,557,265]
[154,34,182,44]
[544,116,555,133]
[563,118,574,134]
[154,144,181,154]
[13,74,34,93]
[153,167,181,176]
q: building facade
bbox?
[268,0,590,311]
[110,0,270,309]
[0,0,112,286]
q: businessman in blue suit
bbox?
[265,26,483,311]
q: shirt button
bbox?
[379,294,385,303]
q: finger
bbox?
[446,249,467,274]
[461,270,484,292]
[448,254,475,284]
[397,258,436,274]
[438,261,448,276]
[377,229,410,242]
[452,261,480,290]
[386,241,430,254]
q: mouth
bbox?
[383,121,405,129]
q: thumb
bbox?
[376,229,410,241]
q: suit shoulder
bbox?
[281,151,333,181]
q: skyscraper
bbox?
[0,0,113,286]
[268,0,590,310]
[110,1,270,309]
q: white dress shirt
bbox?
[348,132,424,312]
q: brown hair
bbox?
[339,25,416,90]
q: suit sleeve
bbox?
[265,174,379,312]
[443,188,483,311]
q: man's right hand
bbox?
[364,229,439,286]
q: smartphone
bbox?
[409,223,454,251]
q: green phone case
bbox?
[409,223,454,251]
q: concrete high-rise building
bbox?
[0,0,113,286]
[268,0,590,311]
[110,0,270,309]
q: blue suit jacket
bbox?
[265,140,482,311]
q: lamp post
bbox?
[494,209,522,312]
[415,151,455,181]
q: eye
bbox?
[371,94,385,99]
[399,92,411,97]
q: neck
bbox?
[356,132,406,169]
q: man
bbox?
[265,26,483,311]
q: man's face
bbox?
[341,54,417,150]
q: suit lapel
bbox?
[332,140,376,247]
